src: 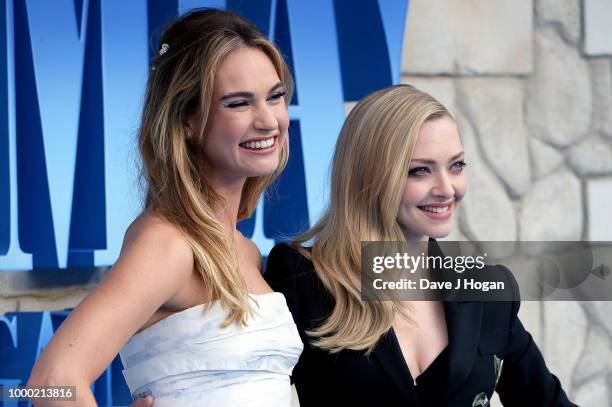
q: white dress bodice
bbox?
[119,292,303,406]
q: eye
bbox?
[452,160,467,171]
[408,167,429,177]
[225,100,249,108]
[267,91,286,102]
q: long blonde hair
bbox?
[294,85,451,352]
[139,9,293,326]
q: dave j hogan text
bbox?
[372,278,505,292]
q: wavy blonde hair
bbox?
[139,9,293,326]
[294,85,451,352]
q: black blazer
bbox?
[265,242,576,407]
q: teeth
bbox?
[420,205,449,213]
[241,137,275,150]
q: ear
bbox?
[185,115,197,140]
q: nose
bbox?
[253,104,279,132]
[431,171,455,198]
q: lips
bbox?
[417,201,454,219]
[417,201,453,212]
[239,136,277,150]
[418,205,450,213]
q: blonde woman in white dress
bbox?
[28,8,302,406]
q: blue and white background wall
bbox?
[2,0,612,405]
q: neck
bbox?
[207,171,247,239]
[402,229,429,242]
[401,230,431,279]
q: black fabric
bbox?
[265,241,576,407]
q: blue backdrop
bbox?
[0,0,408,404]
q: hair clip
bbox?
[159,43,169,56]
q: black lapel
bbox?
[428,238,484,404]
[370,328,421,403]
[439,300,483,405]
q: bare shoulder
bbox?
[120,211,193,272]
[240,233,262,256]
[100,210,196,309]
[124,211,189,248]
[106,211,196,302]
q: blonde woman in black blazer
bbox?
[265,85,575,406]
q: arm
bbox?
[496,299,577,406]
[27,218,194,406]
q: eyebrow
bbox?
[411,151,465,165]
[219,82,284,102]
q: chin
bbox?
[421,225,453,239]
[245,164,279,178]
[428,230,451,239]
[241,155,281,175]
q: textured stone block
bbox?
[587,177,612,240]
[458,79,531,197]
[567,135,612,176]
[519,169,582,241]
[573,326,611,381]
[526,29,591,148]
[573,375,609,406]
[543,301,586,396]
[590,59,612,139]
[537,0,581,45]
[402,0,533,74]
[529,138,564,180]
[584,0,612,55]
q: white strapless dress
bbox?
[119,292,303,406]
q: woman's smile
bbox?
[417,201,453,220]
[239,135,279,154]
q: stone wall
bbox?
[401,0,612,405]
